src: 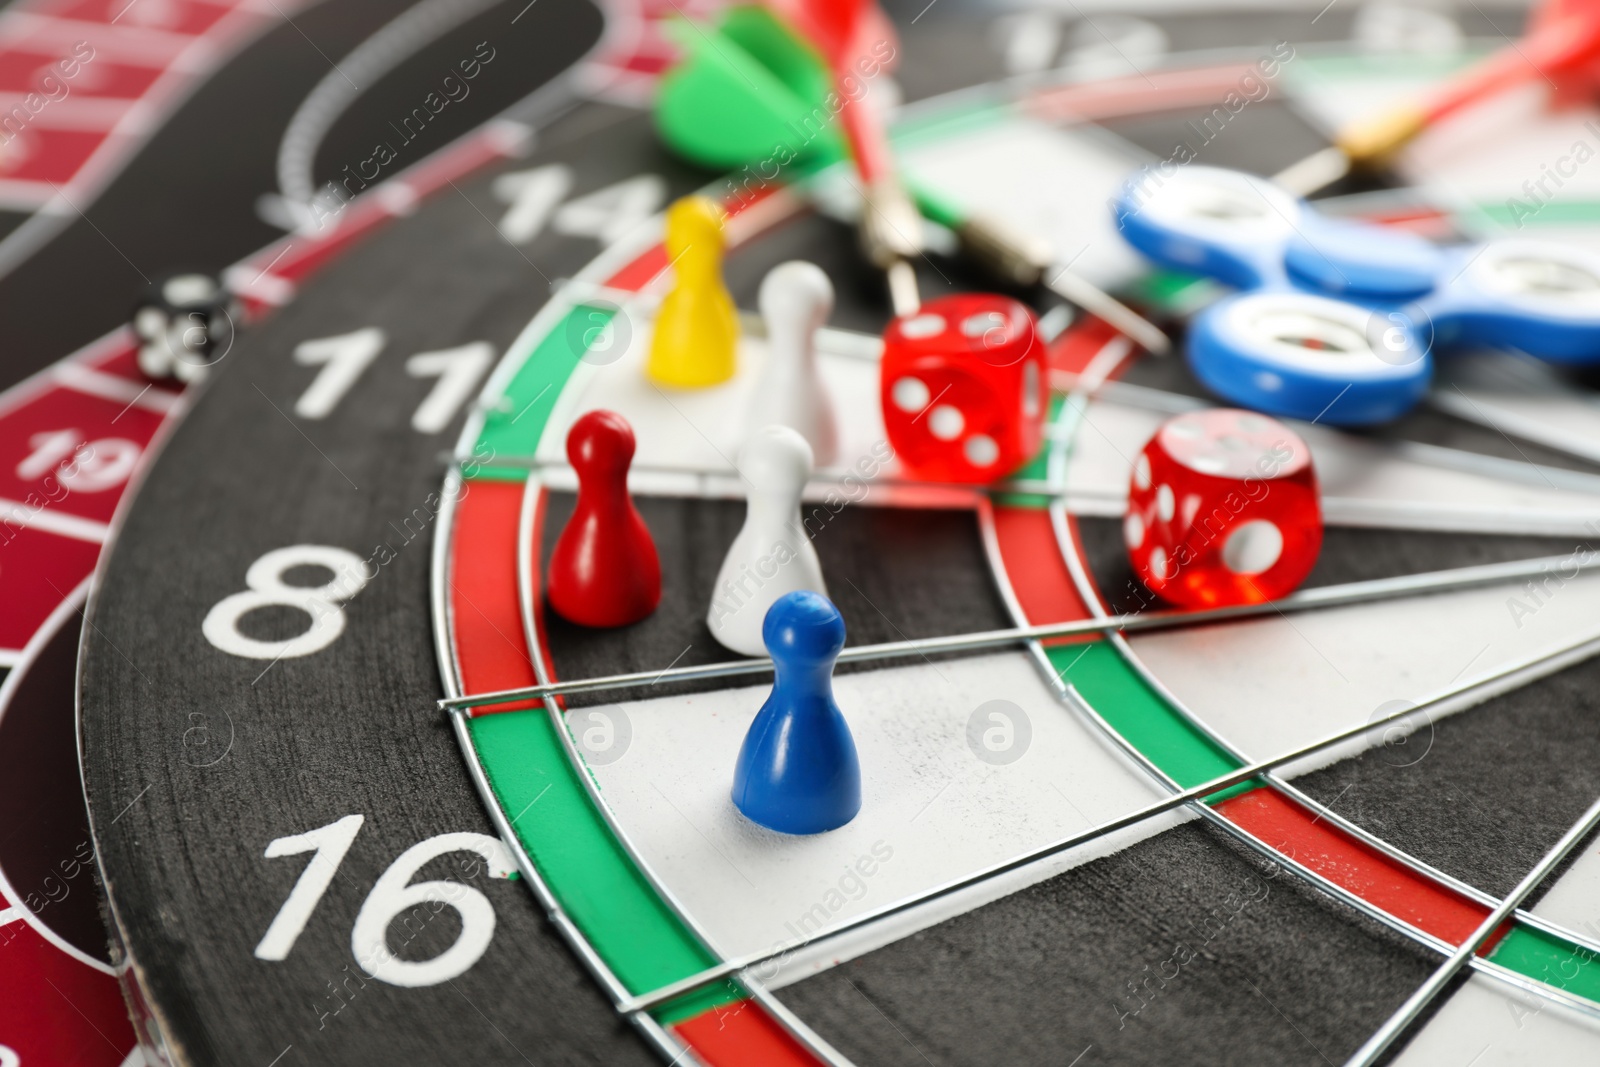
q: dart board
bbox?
[66,0,1600,1064]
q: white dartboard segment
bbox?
[1389,974,1600,1065]
[574,651,1174,967]
[1062,398,1600,535]
[1528,838,1600,949]
[1121,576,1600,773]
[892,114,1150,292]
[1434,353,1600,467]
[533,307,890,485]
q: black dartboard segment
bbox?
[540,493,1013,704]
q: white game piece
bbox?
[745,261,839,467]
[708,425,828,656]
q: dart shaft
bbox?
[1286,6,1600,196]
[440,548,1598,711]
[938,207,1170,354]
[1045,263,1172,355]
[860,176,923,312]
[1342,9,1600,166]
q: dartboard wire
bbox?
[442,539,1600,711]
[1051,369,1600,502]
[740,978,863,1067]
[1045,494,1600,994]
[514,474,862,1067]
[1044,473,1593,936]
[478,313,1600,531]
[471,422,1600,531]
[432,193,1171,1044]
[431,472,714,1067]
[607,642,1600,1017]
[1349,797,1600,1067]
[1047,361,1600,1012]
[632,1011,713,1067]
[1428,377,1600,470]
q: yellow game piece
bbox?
[647,195,739,388]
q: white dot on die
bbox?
[900,313,946,339]
[1222,519,1284,575]
[1156,484,1175,521]
[960,311,1006,337]
[1149,546,1170,580]
[929,405,965,440]
[1133,454,1151,491]
[892,376,930,412]
[164,274,215,304]
[964,434,999,466]
[1189,455,1227,475]
[1255,371,1284,392]
[134,307,166,339]
[1125,512,1145,549]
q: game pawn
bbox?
[708,424,827,656]
[732,590,861,835]
[547,409,662,627]
[646,195,739,388]
[745,260,839,466]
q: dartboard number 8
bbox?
[202,545,368,659]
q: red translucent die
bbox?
[1125,409,1322,608]
[880,293,1046,483]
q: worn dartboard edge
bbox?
[73,1,1600,1065]
[0,0,542,384]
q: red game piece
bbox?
[880,293,1047,483]
[1125,409,1322,609]
[546,410,662,628]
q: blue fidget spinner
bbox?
[1113,166,1600,425]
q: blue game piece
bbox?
[731,591,860,835]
